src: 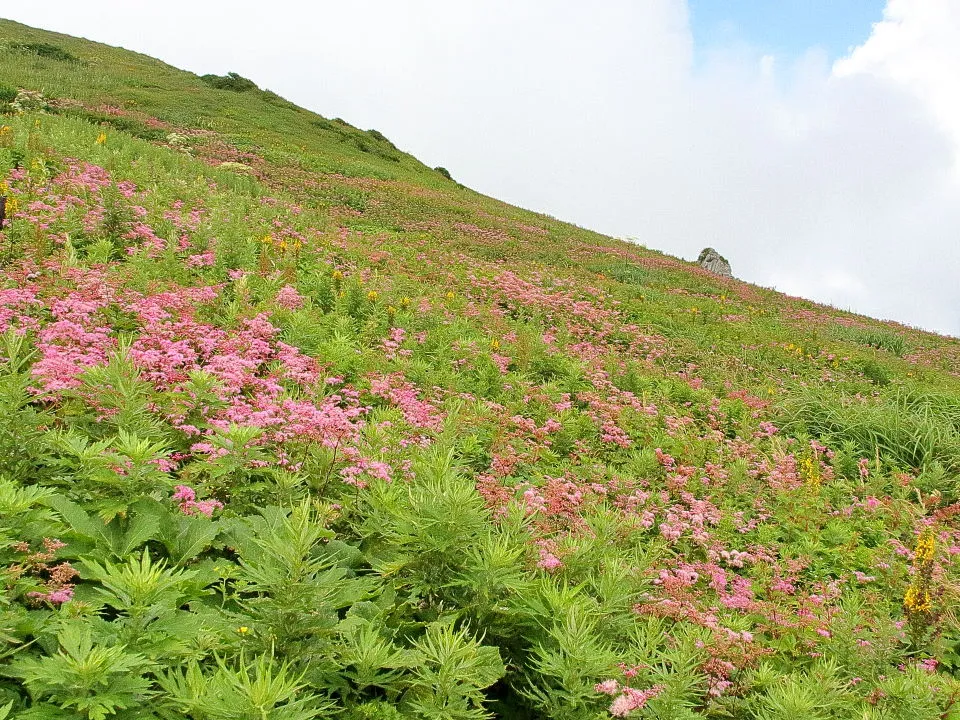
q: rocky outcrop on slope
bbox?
[697,247,732,277]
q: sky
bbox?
[688,1,886,59]
[5,1,960,336]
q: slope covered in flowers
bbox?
[2,19,960,720]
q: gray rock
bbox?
[696,247,732,277]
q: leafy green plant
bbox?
[402,623,504,720]
[4,624,154,720]
[158,652,331,719]
[200,72,258,92]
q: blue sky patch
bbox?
[688,0,886,59]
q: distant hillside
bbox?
[2,18,960,720]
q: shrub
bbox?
[858,357,892,385]
[435,166,453,181]
[200,72,258,92]
[366,129,396,148]
[12,42,79,63]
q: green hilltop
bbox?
[1,18,960,720]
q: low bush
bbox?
[12,41,80,63]
[200,72,258,92]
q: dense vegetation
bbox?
[2,19,960,720]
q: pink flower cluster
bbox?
[595,680,664,717]
[172,485,223,517]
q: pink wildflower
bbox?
[275,285,305,310]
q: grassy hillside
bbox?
[2,18,960,720]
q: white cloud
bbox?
[5,0,960,334]
[835,0,960,164]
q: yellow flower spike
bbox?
[237,626,249,635]
[914,528,936,566]
[490,338,500,351]
[332,269,344,281]
[367,290,379,301]
[261,234,273,245]
[95,132,107,145]
[445,291,455,300]
[399,297,410,309]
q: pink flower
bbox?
[595,680,620,696]
[606,685,664,716]
[275,285,305,310]
[27,587,74,604]
[190,499,224,517]
[537,551,563,572]
[186,250,216,268]
[45,588,75,604]
[172,485,196,503]
[172,485,223,516]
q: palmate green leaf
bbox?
[402,622,505,720]
[0,478,56,546]
[230,503,336,590]
[76,352,168,441]
[3,623,155,720]
[157,653,333,720]
[155,507,221,566]
[47,495,160,558]
[226,503,373,652]
[360,448,491,607]
[82,549,198,614]
[335,621,419,693]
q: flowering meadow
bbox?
[2,19,960,720]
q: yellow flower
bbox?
[445,291,455,300]
[490,338,500,350]
[387,305,397,316]
[261,234,274,245]
[237,626,249,635]
[96,132,107,145]
[367,291,379,301]
[332,269,344,281]
[399,297,411,309]
[914,528,936,567]
[800,456,821,487]
[904,585,932,613]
